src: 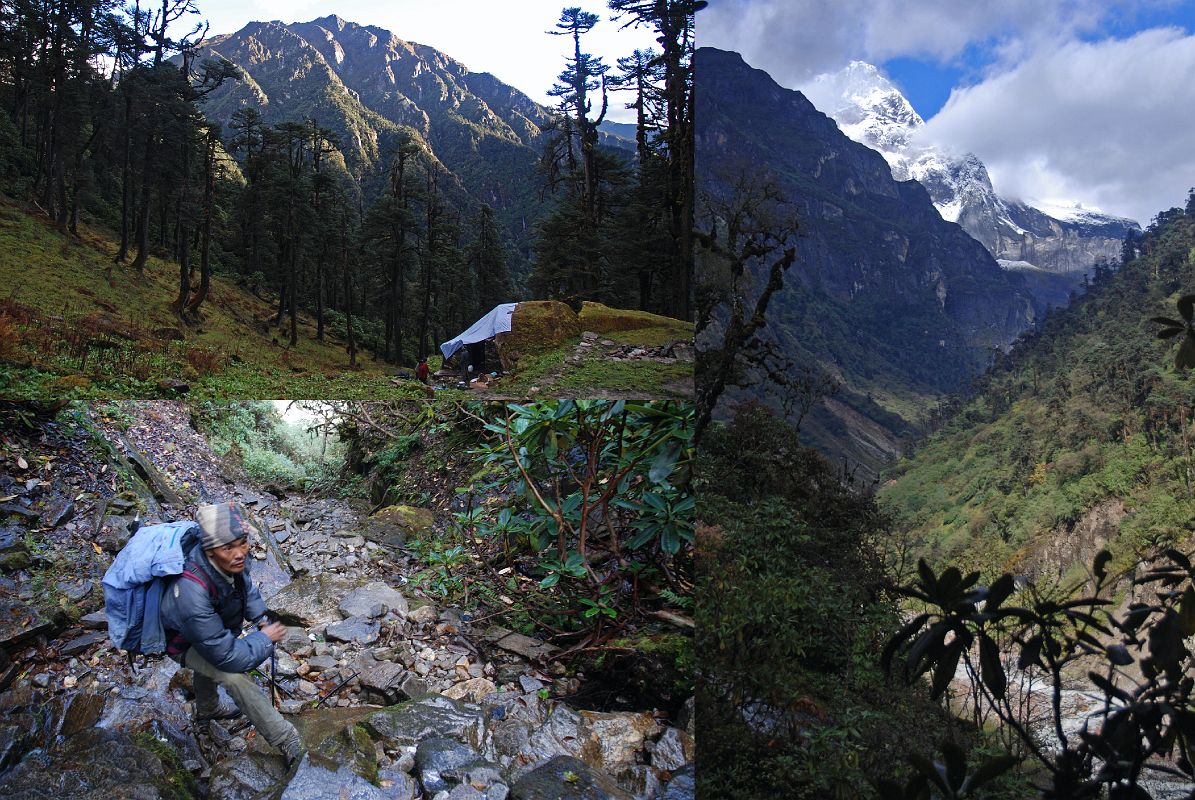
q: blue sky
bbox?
[701,0,1195,223]
[174,0,656,122]
[883,2,1195,118]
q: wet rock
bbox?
[519,676,544,694]
[209,752,288,800]
[660,764,694,800]
[41,495,75,527]
[340,581,409,620]
[58,631,107,657]
[677,697,694,738]
[415,737,495,795]
[0,526,31,572]
[96,516,133,554]
[509,756,632,800]
[364,505,435,549]
[650,727,693,771]
[96,683,205,770]
[0,727,194,799]
[0,722,31,772]
[31,672,50,688]
[0,503,38,524]
[444,677,497,704]
[616,765,660,800]
[55,578,92,601]
[365,694,484,749]
[378,768,420,800]
[268,574,357,626]
[326,616,380,645]
[280,755,388,800]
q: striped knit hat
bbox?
[196,501,250,550]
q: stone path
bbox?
[0,402,695,800]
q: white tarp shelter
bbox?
[440,302,518,360]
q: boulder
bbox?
[0,727,197,800]
[326,616,380,645]
[650,727,693,772]
[378,768,420,800]
[280,756,388,800]
[95,515,133,554]
[660,764,694,800]
[497,301,582,369]
[209,752,288,800]
[509,755,631,800]
[364,506,435,548]
[340,581,409,620]
[443,677,497,704]
[364,694,484,749]
[268,574,357,626]
[0,526,31,572]
[415,737,496,795]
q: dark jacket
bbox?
[159,542,272,673]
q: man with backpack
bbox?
[158,501,304,769]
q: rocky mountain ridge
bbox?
[804,61,1140,287]
[190,15,559,265]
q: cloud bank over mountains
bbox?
[701,0,1195,224]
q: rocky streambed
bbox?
[0,403,695,799]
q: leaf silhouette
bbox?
[1179,294,1195,322]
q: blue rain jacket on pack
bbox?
[159,541,272,673]
[102,521,201,656]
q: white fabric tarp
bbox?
[440,302,518,360]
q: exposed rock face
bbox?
[696,47,1040,477]
[803,61,1140,284]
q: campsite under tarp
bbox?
[440,303,518,361]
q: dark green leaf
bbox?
[1151,316,1185,326]
[961,755,1020,794]
[979,634,1006,700]
[648,443,680,485]
[1089,671,1132,703]
[930,640,963,700]
[1106,644,1133,666]
[985,574,1016,610]
[882,613,931,675]
[1157,327,1184,340]
[1179,586,1195,637]
[1094,550,1112,581]
[907,754,949,794]
[1176,334,1195,371]
[1179,295,1195,323]
[941,741,966,791]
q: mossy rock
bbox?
[578,302,689,334]
[293,708,380,783]
[365,505,435,548]
[497,301,581,369]
[49,375,92,392]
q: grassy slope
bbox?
[0,202,692,399]
[879,208,1195,578]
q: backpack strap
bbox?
[179,568,217,600]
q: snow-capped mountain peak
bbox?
[800,61,1139,277]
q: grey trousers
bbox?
[185,647,296,748]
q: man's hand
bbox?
[260,621,286,643]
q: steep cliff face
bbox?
[697,48,1041,476]
[804,61,1140,286]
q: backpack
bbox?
[101,520,211,659]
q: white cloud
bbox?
[700,0,1161,85]
[918,27,1195,223]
